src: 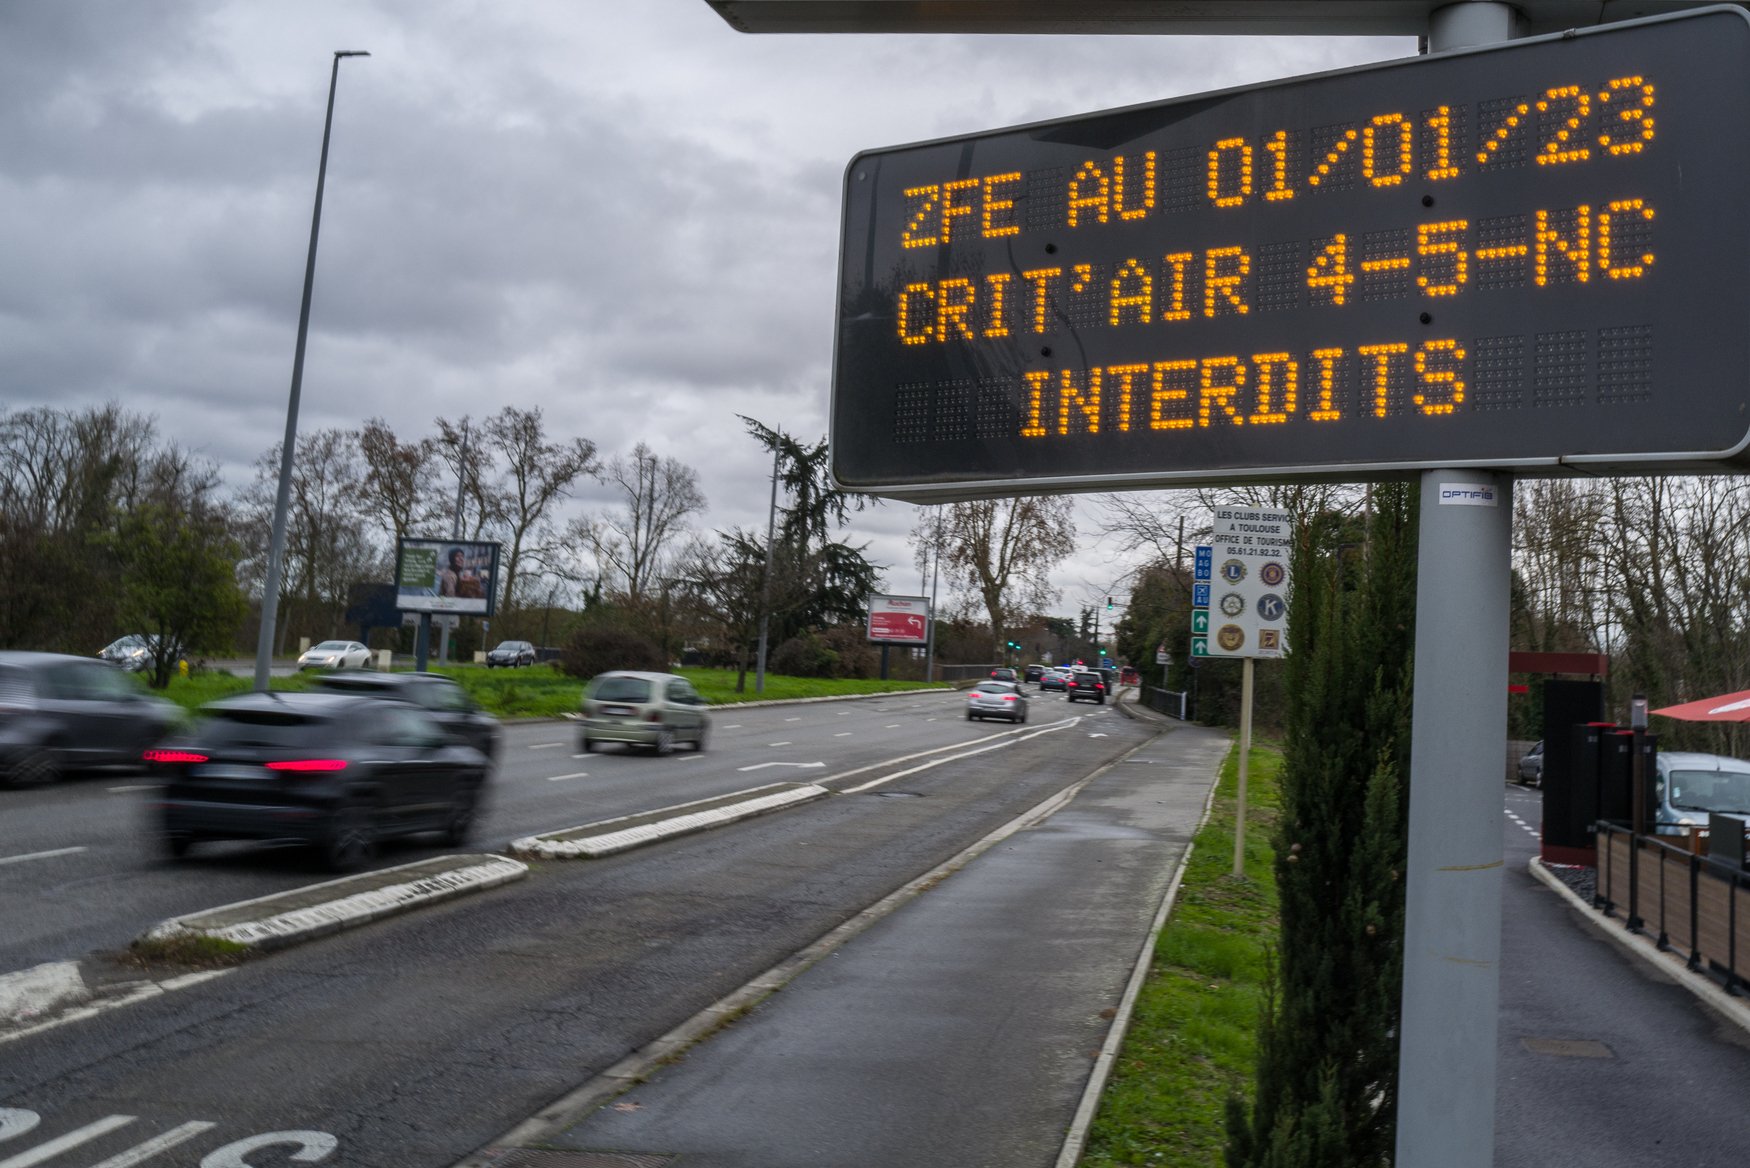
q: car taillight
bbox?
[1002,695,1016,701]
[645,710,662,723]
[264,759,349,773]
[143,749,208,764]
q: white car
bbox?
[297,640,372,671]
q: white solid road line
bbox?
[840,717,1081,795]
[546,772,590,782]
[738,761,828,772]
[0,847,87,868]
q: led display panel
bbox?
[830,8,1750,500]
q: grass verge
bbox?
[1079,738,1283,1168]
[158,664,945,717]
[125,932,252,970]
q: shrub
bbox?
[557,627,665,679]
[769,633,837,678]
[818,624,878,679]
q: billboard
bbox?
[866,594,931,645]
[395,538,501,617]
[830,8,1750,500]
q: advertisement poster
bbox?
[865,594,930,645]
[396,538,501,616]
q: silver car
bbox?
[1655,751,1750,836]
[967,680,1028,723]
[578,671,710,755]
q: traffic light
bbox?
[1106,596,1113,611]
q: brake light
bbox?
[1002,694,1016,701]
[264,759,349,772]
[143,749,208,764]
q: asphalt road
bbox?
[0,687,1166,1167]
[1494,780,1750,1166]
[0,687,1101,973]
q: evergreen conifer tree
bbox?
[1226,482,1419,1167]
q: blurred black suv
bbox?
[147,691,491,870]
[311,670,500,763]
[1065,669,1108,705]
[0,651,181,786]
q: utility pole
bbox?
[754,445,780,694]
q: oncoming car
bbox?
[1654,752,1750,836]
[297,640,372,671]
[577,671,709,755]
[967,680,1028,723]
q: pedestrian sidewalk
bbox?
[469,715,1232,1168]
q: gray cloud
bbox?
[0,0,1411,595]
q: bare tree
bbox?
[915,496,1077,657]
[358,418,446,547]
[237,428,373,651]
[476,405,598,616]
[575,442,707,602]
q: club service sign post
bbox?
[808,5,1750,1164]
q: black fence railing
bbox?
[1595,821,1750,995]
[1139,684,1191,720]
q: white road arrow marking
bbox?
[738,761,828,772]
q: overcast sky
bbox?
[0,1,1412,614]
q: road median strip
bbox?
[510,783,831,860]
[139,853,528,952]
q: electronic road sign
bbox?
[830,8,1750,500]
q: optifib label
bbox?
[1439,482,1498,506]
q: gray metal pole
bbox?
[754,445,780,694]
[1395,17,1516,1160]
[1397,470,1513,1167]
[252,51,369,692]
[437,422,468,667]
[925,509,941,683]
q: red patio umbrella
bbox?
[1651,690,1750,722]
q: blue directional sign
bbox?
[1193,583,1211,608]
[1194,546,1213,581]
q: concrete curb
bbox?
[1528,856,1750,1036]
[1055,727,1229,1168]
[140,853,528,952]
[509,783,833,859]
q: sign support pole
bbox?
[1233,654,1254,877]
[1397,470,1513,1163]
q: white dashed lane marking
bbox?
[834,732,852,737]
[767,741,791,747]
[547,772,590,782]
[1503,808,1539,838]
[528,742,565,750]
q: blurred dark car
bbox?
[146,691,491,870]
[1039,668,1069,692]
[1066,668,1108,705]
[1023,664,1046,683]
[486,640,536,668]
[989,667,1017,682]
[0,651,182,786]
[311,670,500,763]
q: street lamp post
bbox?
[253,50,370,692]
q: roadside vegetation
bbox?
[1080,740,1282,1168]
[155,663,945,718]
